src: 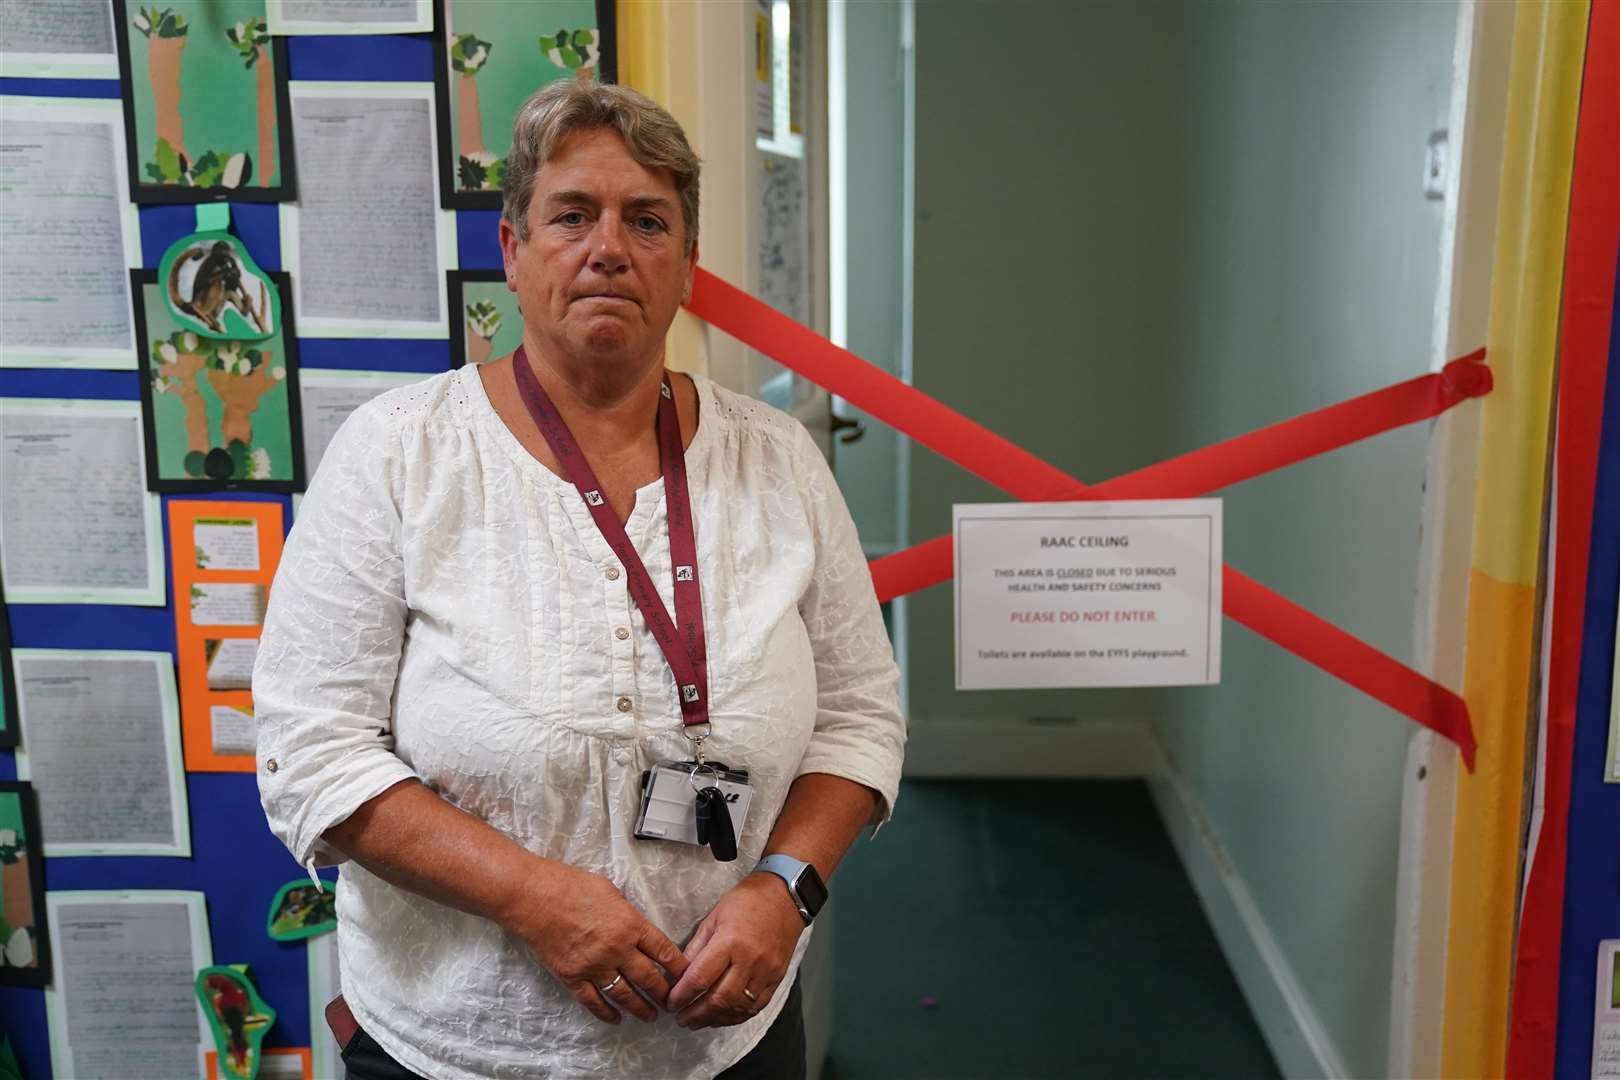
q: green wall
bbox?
[903,1,1457,1074]
[907,0,1189,725]
[1154,5,1456,1075]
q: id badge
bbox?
[634,760,753,859]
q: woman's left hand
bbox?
[667,872,805,1029]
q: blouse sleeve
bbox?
[254,401,420,869]
[789,426,908,832]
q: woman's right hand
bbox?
[501,861,690,1024]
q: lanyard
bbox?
[512,347,711,739]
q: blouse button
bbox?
[605,566,621,581]
[614,626,630,640]
[616,696,633,713]
[266,758,279,773]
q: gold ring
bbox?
[598,973,624,994]
[742,987,757,1003]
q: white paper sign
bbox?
[954,500,1222,689]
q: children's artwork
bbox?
[159,231,281,341]
[0,1036,21,1080]
[266,879,337,941]
[0,581,15,749]
[113,0,295,202]
[205,1046,312,1080]
[197,964,276,1080]
[0,783,50,987]
[133,269,306,492]
[168,500,283,772]
[433,0,616,209]
[447,270,522,367]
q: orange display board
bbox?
[166,500,284,772]
[205,1045,313,1080]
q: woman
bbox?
[254,80,905,1079]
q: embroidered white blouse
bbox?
[253,364,906,1079]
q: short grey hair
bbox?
[502,80,701,253]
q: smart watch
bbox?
[753,854,828,925]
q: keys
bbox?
[694,785,737,862]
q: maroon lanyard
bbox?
[512,347,710,732]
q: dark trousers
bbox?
[341,980,806,1080]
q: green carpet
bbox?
[824,780,1282,1079]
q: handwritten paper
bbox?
[13,650,189,856]
[45,891,211,1078]
[209,703,255,755]
[204,638,258,691]
[0,97,138,367]
[0,398,165,605]
[190,583,267,627]
[283,82,453,337]
[300,369,429,480]
[0,2,117,82]
[1596,939,1620,1080]
[268,0,430,35]
[194,518,261,571]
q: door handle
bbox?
[830,413,866,445]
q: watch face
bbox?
[796,865,829,915]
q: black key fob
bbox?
[695,786,737,862]
[695,785,714,847]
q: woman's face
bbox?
[500,128,696,370]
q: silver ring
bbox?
[742,987,757,1003]
[597,973,624,994]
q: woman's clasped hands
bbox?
[501,861,804,1030]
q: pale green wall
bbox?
[833,0,908,553]
[903,1,1456,1075]
[1155,5,1456,1075]
[907,0,1189,724]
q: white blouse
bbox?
[253,364,906,1079]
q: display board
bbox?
[0,13,617,1072]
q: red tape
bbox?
[687,268,1484,767]
[870,349,1489,598]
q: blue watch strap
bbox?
[754,854,814,922]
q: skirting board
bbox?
[901,716,1164,778]
[1147,764,1351,1079]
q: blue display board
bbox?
[0,32,501,1077]
[1554,242,1620,1080]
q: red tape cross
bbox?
[686,268,1485,768]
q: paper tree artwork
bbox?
[451,31,499,192]
[116,0,295,202]
[436,0,614,208]
[538,26,599,71]
[223,17,276,187]
[196,965,276,1080]
[465,298,501,365]
[447,272,522,368]
[0,784,49,987]
[134,270,305,493]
